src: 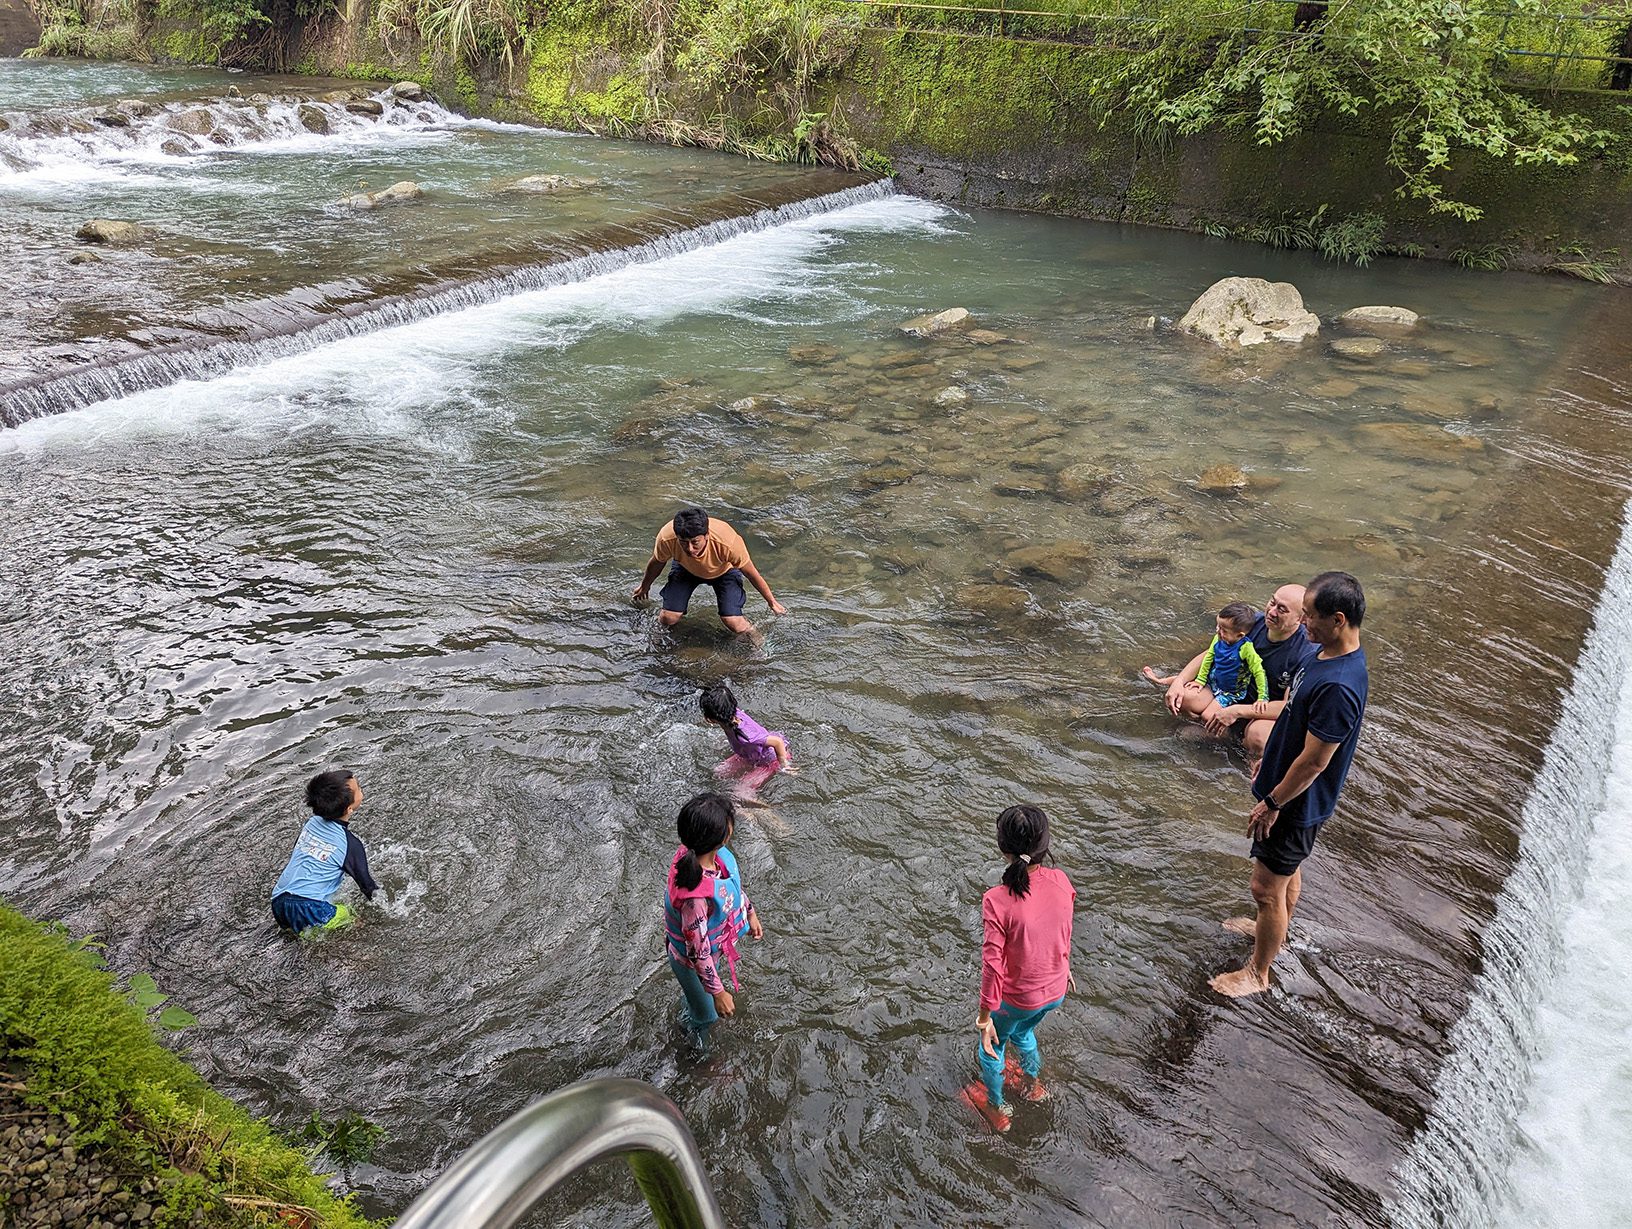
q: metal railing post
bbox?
[393,1079,726,1229]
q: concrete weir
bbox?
[0,171,885,427]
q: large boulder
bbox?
[345,98,385,116]
[502,173,600,194]
[76,219,145,245]
[1179,277,1320,347]
[296,104,329,134]
[168,108,215,136]
[1341,305,1420,328]
[390,80,427,101]
[339,181,423,211]
[898,307,971,338]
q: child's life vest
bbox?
[664,845,751,990]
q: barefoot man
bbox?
[1212,571,1370,998]
[633,506,786,635]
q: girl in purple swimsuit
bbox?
[700,683,791,798]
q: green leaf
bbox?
[157,1006,198,1031]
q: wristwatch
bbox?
[1264,794,1282,810]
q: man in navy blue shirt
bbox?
[1212,571,1370,998]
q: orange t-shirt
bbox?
[653,518,751,580]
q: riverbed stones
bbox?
[92,109,130,127]
[1330,336,1386,358]
[345,98,385,116]
[75,219,144,245]
[159,138,191,157]
[391,80,428,100]
[1354,422,1485,460]
[964,328,1013,345]
[67,250,102,265]
[932,385,969,407]
[1054,462,1115,500]
[297,103,329,134]
[340,180,423,210]
[1179,277,1321,347]
[1311,377,1361,398]
[787,343,838,366]
[1341,305,1420,328]
[898,306,971,338]
[959,582,1029,617]
[1005,540,1095,582]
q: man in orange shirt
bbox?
[633,507,787,635]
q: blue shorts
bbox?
[660,564,746,618]
[271,893,336,933]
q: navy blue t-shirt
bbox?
[1248,613,1314,702]
[1254,646,1369,827]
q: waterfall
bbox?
[0,88,476,176]
[1389,502,1632,1227]
[0,177,894,427]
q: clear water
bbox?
[5,61,1632,1228]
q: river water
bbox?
[4,59,1632,1228]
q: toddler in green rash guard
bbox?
[1160,602,1269,711]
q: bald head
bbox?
[1265,583,1306,639]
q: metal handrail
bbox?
[393,1078,726,1229]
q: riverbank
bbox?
[21,0,1632,279]
[0,904,376,1229]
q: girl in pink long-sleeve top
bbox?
[962,804,1076,1132]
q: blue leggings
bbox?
[979,997,1063,1106]
[669,957,720,1030]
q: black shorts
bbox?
[1250,817,1326,877]
[660,564,746,617]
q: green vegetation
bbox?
[24,0,145,58]
[0,904,378,1229]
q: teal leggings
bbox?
[979,997,1063,1106]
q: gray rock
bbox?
[932,386,969,407]
[502,173,599,193]
[1055,462,1115,500]
[320,89,354,103]
[168,108,215,136]
[898,306,971,338]
[296,103,329,134]
[1179,276,1320,347]
[1330,336,1386,358]
[158,138,191,157]
[91,110,130,127]
[391,80,427,100]
[339,180,423,210]
[75,219,144,245]
[345,98,385,116]
[1341,305,1420,327]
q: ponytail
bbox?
[996,804,1052,900]
[699,684,739,728]
[676,792,735,891]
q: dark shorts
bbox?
[660,564,746,617]
[271,892,336,933]
[1250,818,1326,877]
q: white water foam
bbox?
[0,189,950,451]
[1390,503,1632,1228]
[0,89,503,183]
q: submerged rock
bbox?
[340,180,423,211]
[1341,305,1420,328]
[1330,336,1386,358]
[965,328,1013,346]
[959,582,1030,617]
[503,173,601,193]
[1196,463,1250,495]
[1006,540,1095,582]
[932,386,970,407]
[1179,277,1320,347]
[1354,422,1485,460]
[898,307,971,338]
[67,250,102,265]
[1055,462,1115,501]
[787,343,838,366]
[297,103,329,134]
[75,219,144,245]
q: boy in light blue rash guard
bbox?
[270,769,377,935]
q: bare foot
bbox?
[1221,917,1257,938]
[1209,967,1271,997]
[1141,666,1175,686]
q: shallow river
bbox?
[4,59,1632,1229]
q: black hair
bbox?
[996,804,1052,899]
[306,769,357,822]
[1218,601,1258,634]
[699,683,739,728]
[1307,570,1366,628]
[673,507,710,540]
[675,792,735,891]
